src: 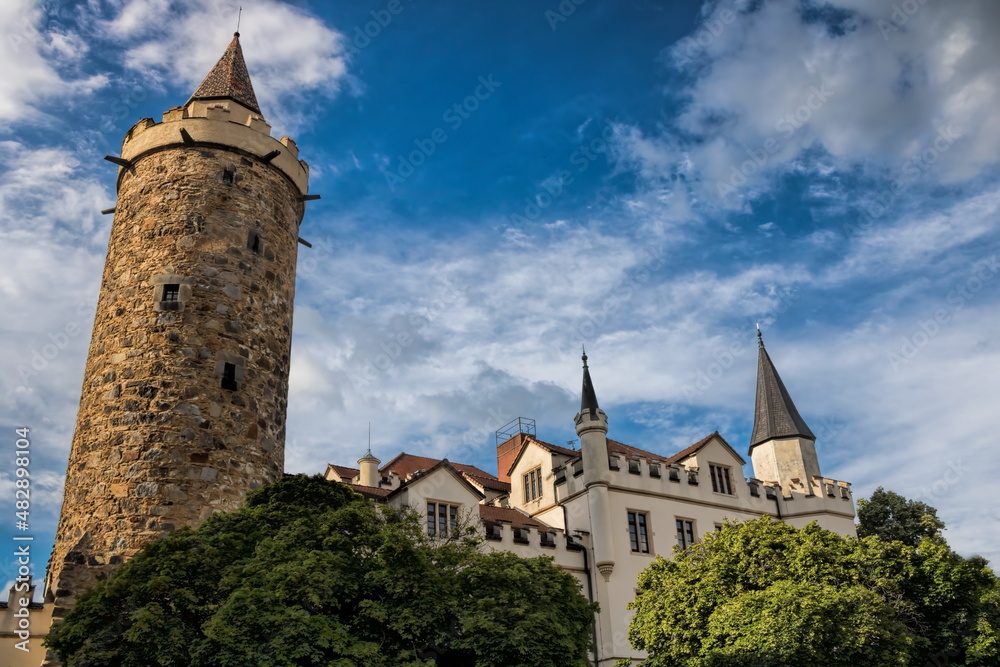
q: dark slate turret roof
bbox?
[580,350,601,418]
[187,33,261,115]
[749,334,815,452]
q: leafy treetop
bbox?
[46,474,597,667]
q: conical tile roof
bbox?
[749,335,815,452]
[188,33,261,115]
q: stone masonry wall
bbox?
[46,144,303,613]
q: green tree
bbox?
[624,517,999,667]
[857,486,945,546]
[46,474,596,667]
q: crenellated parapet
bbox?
[118,99,310,197]
[552,446,855,535]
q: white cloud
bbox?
[625,0,1000,208]
[0,0,108,124]
[98,0,349,133]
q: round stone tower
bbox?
[46,34,312,614]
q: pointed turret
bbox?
[575,348,608,433]
[749,330,815,451]
[572,350,614,582]
[748,330,821,492]
[187,32,262,115]
[580,349,601,419]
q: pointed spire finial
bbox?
[580,349,600,418]
[582,344,588,368]
[235,6,242,36]
[365,422,372,458]
[756,322,764,348]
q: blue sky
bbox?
[2,0,999,590]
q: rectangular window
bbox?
[523,468,543,501]
[427,502,459,538]
[162,284,180,302]
[676,519,695,549]
[628,511,650,553]
[710,464,733,495]
[221,362,238,391]
[248,231,262,255]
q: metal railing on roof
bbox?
[495,417,536,445]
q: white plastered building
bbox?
[325,336,856,666]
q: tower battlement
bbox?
[119,98,309,196]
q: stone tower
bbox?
[46,33,312,614]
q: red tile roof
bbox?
[603,432,722,464]
[529,437,580,457]
[479,505,552,529]
[504,435,581,477]
[455,464,511,493]
[327,464,359,481]
[663,432,720,464]
[188,34,262,114]
[376,452,509,492]
[347,484,391,500]
[379,452,440,478]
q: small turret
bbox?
[574,349,609,481]
[748,330,821,491]
[358,448,381,488]
[572,351,614,579]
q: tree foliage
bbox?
[46,474,596,667]
[624,516,999,667]
[857,486,945,546]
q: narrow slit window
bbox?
[162,284,180,302]
[249,232,262,254]
[222,168,235,185]
[221,362,238,391]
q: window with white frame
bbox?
[628,511,650,554]
[426,501,459,538]
[523,467,543,501]
[676,518,695,549]
[710,464,733,495]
